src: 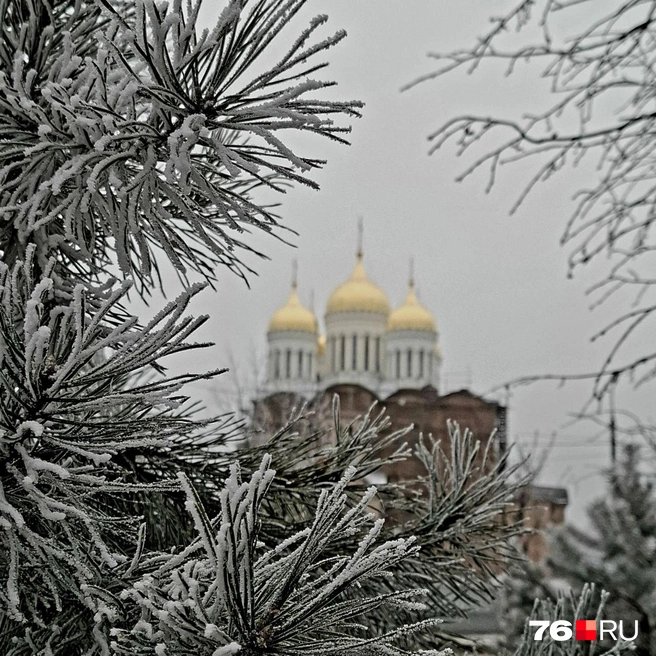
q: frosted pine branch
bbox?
[111,457,450,656]
[0,0,362,290]
[0,248,226,631]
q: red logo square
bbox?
[576,619,596,641]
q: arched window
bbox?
[274,350,280,380]
[340,335,346,371]
[352,334,357,370]
[364,335,370,371]
[407,349,412,378]
[395,350,401,379]
[428,352,433,381]
[297,350,303,378]
[308,352,313,380]
[418,349,424,377]
[285,349,291,379]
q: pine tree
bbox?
[0,1,634,654]
[513,585,636,656]
[543,444,656,656]
[502,559,554,650]
[501,443,656,655]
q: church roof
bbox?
[268,285,317,334]
[326,252,391,315]
[525,486,569,506]
[387,279,436,332]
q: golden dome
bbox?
[268,285,317,334]
[326,253,391,315]
[387,281,436,332]
[317,334,326,356]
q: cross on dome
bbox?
[325,221,390,315]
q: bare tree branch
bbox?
[410,0,656,400]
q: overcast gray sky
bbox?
[133,1,656,524]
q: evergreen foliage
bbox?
[0,0,633,654]
[513,585,635,656]
[111,460,444,656]
[0,0,362,289]
[502,560,554,650]
[502,443,656,655]
[547,445,656,656]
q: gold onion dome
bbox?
[387,279,436,332]
[326,252,391,315]
[268,282,317,334]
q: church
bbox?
[247,235,570,650]
[252,236,567,565]
[265,243,442,398]
[255,239,505,481]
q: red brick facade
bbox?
[252,384,566,563]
